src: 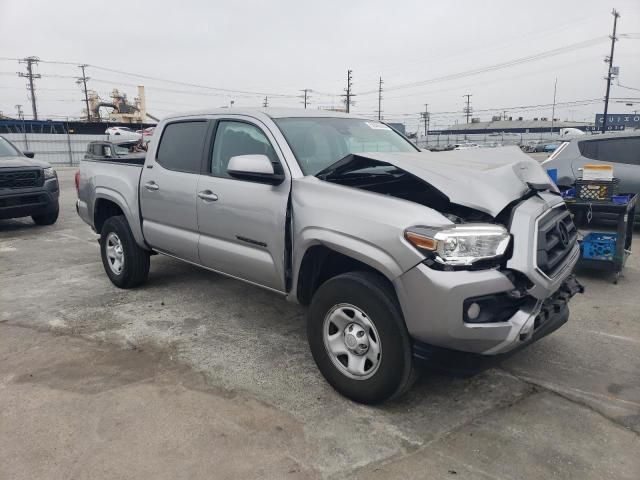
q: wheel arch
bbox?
[93,188,146,248]
[292,234,403,306]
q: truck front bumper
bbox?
[411,275,582,375]
[0,178,59,220]
[394,192,582,358]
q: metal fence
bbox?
[416,131,585,149]
[3,133,108,166]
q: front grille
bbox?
[536,206,577,277]
[0,194,46,208]
[0,170,43,189]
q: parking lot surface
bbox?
[1,168,639,479]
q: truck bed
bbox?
[77,158,146,246]
[83,153,146,166]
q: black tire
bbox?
[32,205,59,225]
[307,271,416,404]
[100,215,150,289]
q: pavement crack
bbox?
[342,377,537,479]
[498,367,640,437]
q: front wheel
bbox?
[32,204,59,225]
[307,271,416,404]
[100,215,150,289]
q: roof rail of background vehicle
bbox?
[160,107,370,122]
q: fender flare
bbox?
[289,227,406,302]
[93,187,146,248]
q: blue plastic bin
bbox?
[581,232,617,261]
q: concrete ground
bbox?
[1,168,638,480]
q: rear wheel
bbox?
[100,215,150,288]
[307,271,416,404]
[32,204,59,225]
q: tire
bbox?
[100,215,150,289]
[32,204,59,225]
[307,271,416,404]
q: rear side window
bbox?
[156,121,208,173]
[578,137,640,166]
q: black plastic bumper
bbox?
[412,274,584,377]
[0,183,59,220]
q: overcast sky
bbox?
[1,0,639,131]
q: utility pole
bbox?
[550,77,558,136]
[300,89,311,109]
[376,77,383,120]
[602,9,620,133]
[463,94,472,124]
[463,94,472,140]
[341,69,355,113]
[419,104,430,148]
[15,104,28,149]
[18,56,41,120]
[77,64,92,122]
[263,96,269,108]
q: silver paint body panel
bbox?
[78,108,578,357]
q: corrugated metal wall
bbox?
[3,134,108,166]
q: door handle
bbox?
[144,181,159,191]
[197,190,218,202]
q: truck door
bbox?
[139,120,208,263]
[196,118,290,292]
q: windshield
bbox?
[0,137,20,157]
[274,117,418,175]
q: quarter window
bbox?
[211,121,279,178]
[578,137,640,166]
[156,121,208,173]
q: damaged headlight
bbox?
[43,167,57,180]
[404,224,511,267]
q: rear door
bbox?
[196,118,290,291]
[575,136,640,193]
[139,120,208,262]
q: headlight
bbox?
[404,224,511,267]
[43,167,57,180]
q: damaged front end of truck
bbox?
[292,146,583,374]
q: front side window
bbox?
[211,121,278,178]
[156,121,208,173]
[0,137,20,157]
[274,117,418,175]
[578,137,640,166]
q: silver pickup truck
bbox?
[77,108,583,404]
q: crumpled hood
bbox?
[334,146,555,217]
[0,156,51,169]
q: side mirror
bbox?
[227,154,284,185]
[24,151,35,158]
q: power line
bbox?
[358,36,609,96]
[86,64,298,98]
[17,56,41,120]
